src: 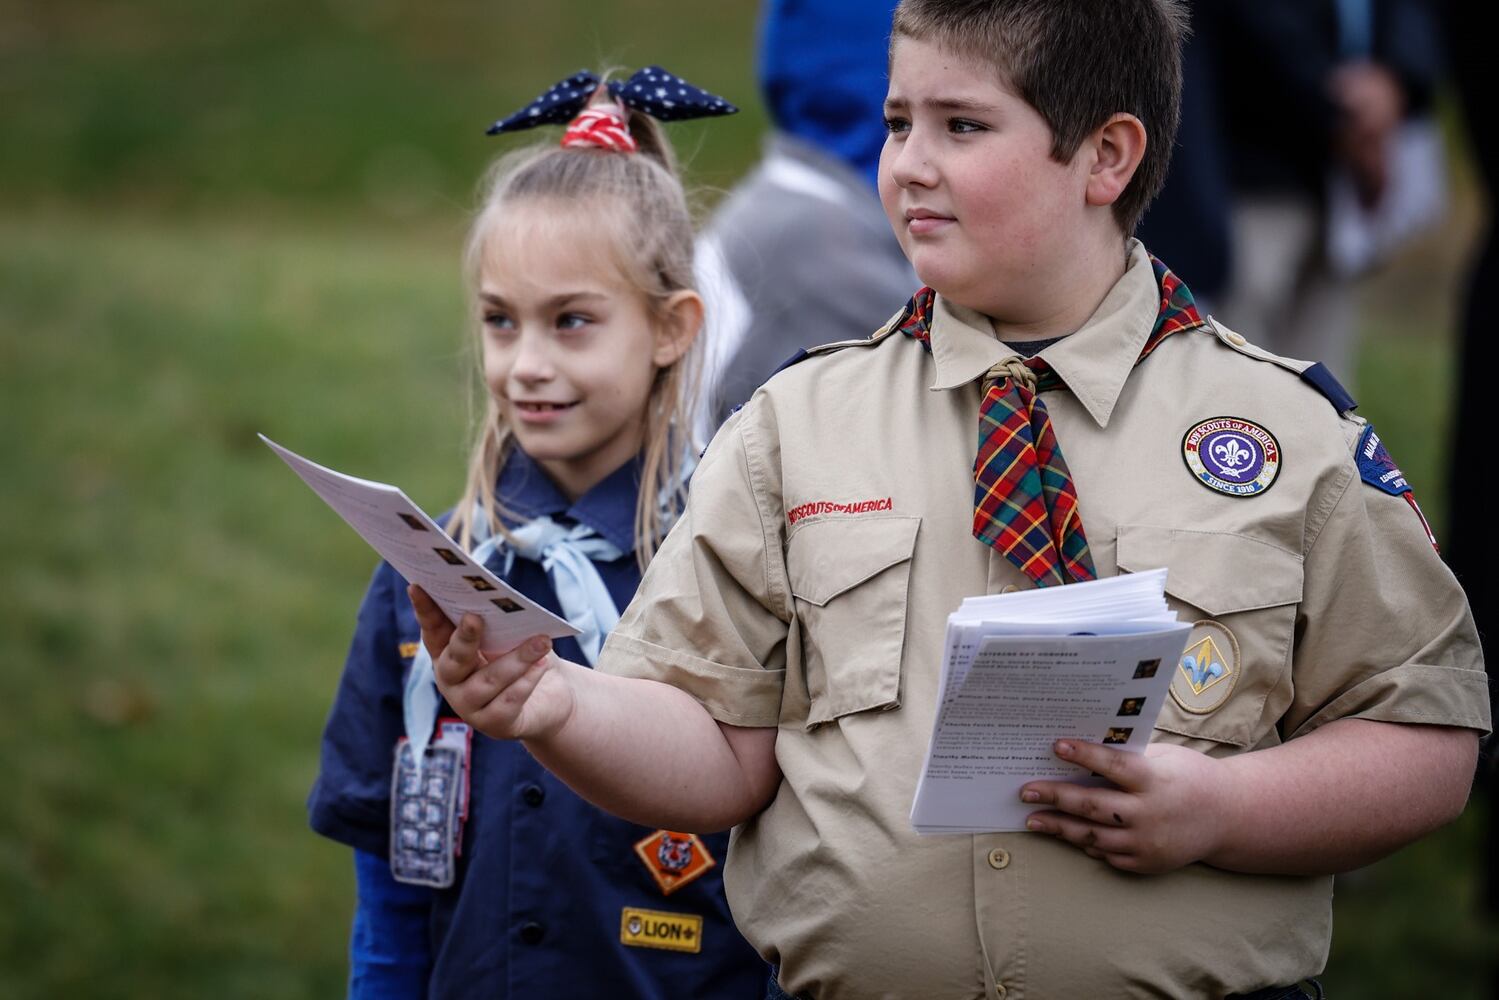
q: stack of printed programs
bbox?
[910,569,1192,835]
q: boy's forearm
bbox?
[416,592,782,832]
[525,660,781,833]
[1205,718,1478,874]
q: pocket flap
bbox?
[1115,524,1303,615]
[787,515,921,607]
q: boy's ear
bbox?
[1084,112,1148,211]
[653,289,703,368]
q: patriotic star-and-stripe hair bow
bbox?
[485,67,738,154]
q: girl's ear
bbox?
[1084,112,1148,210]
[653,289,704,368]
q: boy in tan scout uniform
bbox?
[416,1,1492,997]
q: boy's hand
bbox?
[408,586,576,742]
[1019,740,1226,874]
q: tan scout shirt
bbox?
[597,242,1490,1000]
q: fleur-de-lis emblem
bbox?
[1178,634,1233,697]
[1211,436,1254,477]
[1182,651,1224,688]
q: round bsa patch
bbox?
[1182,417,1281,497]
[1169,620,1240,715]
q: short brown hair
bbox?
[892,0,1188,234]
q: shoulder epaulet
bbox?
[1205,318,1358,414]
[1299,362,1358,414]
[768,311,907,378]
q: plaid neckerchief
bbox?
[898,255,1207,587]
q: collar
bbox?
[495,447,641,554]
[927,240,1164,428]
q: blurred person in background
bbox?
[698,0,916,430]
[1135,2,1232,305]
[1140,0,1445,388]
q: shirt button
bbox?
[522,784,545,807]
[1225,331,1247,346]
[1000,585,1020,595]
[995,984,1009,999]
[987,847,1011,870]
[519,921,545,945]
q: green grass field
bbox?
[2,1,1495,996]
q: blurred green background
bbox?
[1,1,1493,996]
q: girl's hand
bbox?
[408,586,577,742]
[1018,740,1227,874]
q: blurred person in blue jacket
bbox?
[698,0,917,429]
[1134,1,1232,304]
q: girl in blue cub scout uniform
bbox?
[306,68,766,1000]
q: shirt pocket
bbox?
[786,515,921,728]
[1115,524,1303,749]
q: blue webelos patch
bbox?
[1182,417,1282,497]
[1356,425,1438,550]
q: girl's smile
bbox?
[511,399,580,422]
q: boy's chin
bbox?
[915,271,1001,316]
[912,256,985,299]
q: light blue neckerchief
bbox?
[400,507,626,772]
[505,517,626,662]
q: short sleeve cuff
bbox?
[597,632,785,728]
[1292,662,1493,738]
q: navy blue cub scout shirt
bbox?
[308,450,766,1000]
